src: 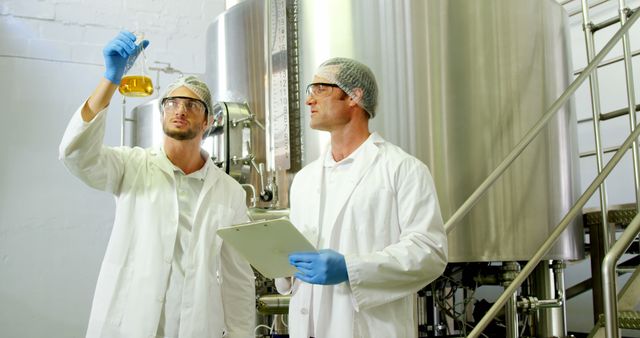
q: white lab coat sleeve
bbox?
[219,188,256,338]
[58,103,129,195]
[346,158,448,310]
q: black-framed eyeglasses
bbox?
[161,96,207,115]
[306,82,340,98]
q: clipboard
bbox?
[216,218,317,278]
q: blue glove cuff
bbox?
[104,69,124,85]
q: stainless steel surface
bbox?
[592,13,624,32]
[531,261,557,336]
[242,184,257,208]
[131,98,163,148]
[567,0,610,17]
[208,0,583,262]
[506,292,519,338]
[294,0,583,262]
[248,207,289,221]
[618,2,640,215]
[602,213,640,338]
[553,261,568,337]
[580,145,621,158]
[503,262,520,338]
[582,0,611,257]
[582,0,616,323]
[209,102,252,182]
[471,120,640,337]
[121,97,139,147]
[529,261,566,336]
[121,97,126,146]
[206,0,294,208]
[256,294,291,315]
[618,265,640,311]
[577,104,640,123]
[267,0,293,171]
[574,48,640,75]
[617,311,640,329]
[468,19,640,332]
[583,203,638,227]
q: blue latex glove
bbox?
[102,31,149,84]
[288,249,349,285]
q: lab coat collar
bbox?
[318,132,383,238]
[149,147,175,176]
[197,154,222,207]
[148,147,220,197]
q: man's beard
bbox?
[163,125,199,140]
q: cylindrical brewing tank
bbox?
[207,0,584,262]
[131,99,163,148]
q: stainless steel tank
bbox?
[131,98,163,148]
[206,0,584,262]
[206,0,297,208]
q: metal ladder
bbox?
[577,0,640,336]
[442,1,640,336]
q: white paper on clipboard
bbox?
[216,218,317,278]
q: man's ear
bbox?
[349,88,364,107]
[208,112,215,126]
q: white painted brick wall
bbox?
[0,4,227,337]
[6,0,56,20]
[1,0,225,74]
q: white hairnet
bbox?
[159,75,213,117]
[316,57,378,118]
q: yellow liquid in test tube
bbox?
[119,75,154,97]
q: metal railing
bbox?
[438,6,640,337]
[602,213,640,337]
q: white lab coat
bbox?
[276,132,448,338]
[59,105,255,338]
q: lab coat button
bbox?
[164,256,171,264]
[300,308,308,315]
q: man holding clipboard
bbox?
[275,58,448,338]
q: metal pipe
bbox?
[443,7,640,235]
[582,2,613,322]
[506,292,519,338]
[256,294,290,315]
[536,299,563,308]
[517,296,564,310]
[528,261,564,336]
[574,49,640,75]
[579,145,620,158]
[468,95,640,338]
[553,261,568,337]
[592,14,623,32]
[577,104,640,123]
[241,184,257,209]
[618,0,640,215]
[121,96,126,146]
[119,96,136,146]
[502,262,520,338]
[602,213,640,338]
[569,0,609,17]
[582,0,611,257]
